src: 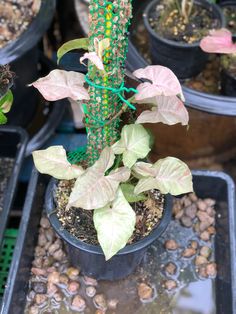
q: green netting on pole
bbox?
[81,0,133,165]
[0,229,18,297]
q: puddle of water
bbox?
[28,220,216,314]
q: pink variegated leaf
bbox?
[200,28,236,54]
[136,96,189,126]
[133,65,184,101]
[29,70,89,101]
[80,52,104,70]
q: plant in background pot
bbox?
[143,0,224,79]
[0,65,14,125]
[200,28,236,96]
[30,0,193,280]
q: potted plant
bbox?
[200,28,236,96]
[30,0,193,280]
[0,65,14,125]
[219,1,236,35]
[143,0,224,79]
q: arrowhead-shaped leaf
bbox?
[67,147,130,210]
[80,52,104,71]
[133,65,184,101]
[57,38,89,64]
[112,124,151,168]
[0,90,13,113]
[94,188,136,260]
[134,157,193,195]
[29,70,89,101]
[0,111,7,125]
[136,96,189,126]
[120,183,147,203]
[32,146,84,180]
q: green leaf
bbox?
[57,38,89,64]
[134,157,193,196]
[120,183,147,203]
[32,146,84,180]
[0,90,13,113]
[0,111,7,125]
[67,147,130,210]
[112,124,151,168]
[94,188,136,260]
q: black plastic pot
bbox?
[45,179,172,280]
[1,169,236,314]
[0,127,28,249]
[143,0,224,79]
[0,0,56,129]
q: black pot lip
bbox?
[0,0,56,65]
[219,0,236,8]
[45,178,173,256]
[143,0,225,49]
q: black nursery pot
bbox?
[143,0,225,79]
[45,179,172,281]
[0,0,56,128]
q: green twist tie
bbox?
[85,75,137,110]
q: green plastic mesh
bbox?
[67,146,87,165]
[0,229,18,297]
[83,0,132,165]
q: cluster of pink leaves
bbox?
[200,28,236,54]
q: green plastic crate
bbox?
[0,229,18,297]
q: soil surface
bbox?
[0,65,14,97]
[148,0,221,44]
[0,157,14,211]
[25,192,217,314]
[55,180,164,246]
[222,5,236,33]
[0,0,41,49]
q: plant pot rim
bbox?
[45,178,172,257]
[0,0,56,65]
[219,0,236,8]
[143,0,225,49]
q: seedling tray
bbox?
[1,169,235,314]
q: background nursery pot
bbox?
[0,0,56,128]
[45,179,173,281]
[221,68,236,96]
[143,0,225,79]
[219,1,236,35]
[126,40,236,165]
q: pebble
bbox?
[38,233,47,247]
[95,310,106,314]
[197,265,208,278]
[197,200,207,211]
[197,211,214,226]
[189,193,198,202]
[67,281,80,294]
[45,229,55,243]
[189,240,198,250]
[185,204,197,219]
[31,282,47,294]
[93,294,107,310]
[85,286,96,297]
[164,239,179,251]
[48,242,61,255]
[195,256,208,266]
[107,298,119,310]
[53,249,66,261]
[200,231,210,241]
[53,291,63,302]
[28,305,39,314]
[164,262,177,276]
[180,215,192,227]
[206,262,217,277]
[175,209,184,220]
[35,294,47,306]
[67,267,80,280]
[207,226,216,235]
[48,271,60,284]
[47,282,58,295]
[71,295,86,311]
[200,246,211,259]
[83,275,98,286]
[40,217,50,229]
[137,283,153,300]
[205,198,216,207]
[164,280,177,291]
[59,274,69,286]
[181,248,196,258]
[31,267,46,277]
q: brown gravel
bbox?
[0,0,41,48]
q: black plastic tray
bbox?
[1,169,236,314]
[0,126,28,249]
